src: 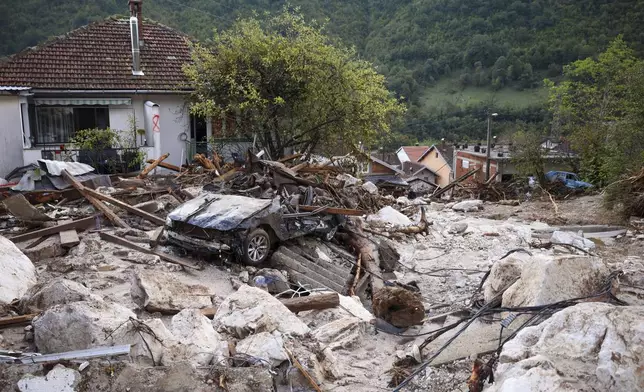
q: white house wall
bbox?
[0,95,25,178]
[131,95,189,167]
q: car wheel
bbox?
[242,228,272,266]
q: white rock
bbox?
[451,199,483,212]
[121,318,174,365]
[483,253,532,303]
[239,271,250,283]
[550,230,596,250]
[22,278,102,312]
[361,181,378,194]
[396,196,412,206]
[366,206,412,226]
[447,222,468,234]
[33,300,136,353]
[502,255,608,307]
[0,235,36,305]
[490,303,644,392]
[313,316,368,351]
[336,173,361,187]
[167,309,228,366]
[235,331,288,367]
[18,365,81,392]
[338,295,374,322]
[214,285,310,338]
[130,270,212,311]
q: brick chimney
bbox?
[128,0,143,44]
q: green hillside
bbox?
[2,0,643,141]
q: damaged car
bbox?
[165,193,343,265]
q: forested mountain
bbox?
[2,0,643,142]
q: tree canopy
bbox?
[547,37,644,185]
[184,10,405,158]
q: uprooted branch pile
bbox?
[604,167,644,218]
[175,151,388,214]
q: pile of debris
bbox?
[0,152,641,392]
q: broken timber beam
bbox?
[58,219,80,248]
[99,232,200,270]
[138,153,170,179]
[298,205,366,216]
[280,293,340,313]
[10,216,96,243]
[278,153,303,163]
[82,188,165,226]
[146,160,182,172]
[0,314,38,328]
[62,170,129,229]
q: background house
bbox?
[0,0,205,177]
[454,144,575,183]
[417,144,454,187]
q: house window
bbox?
[34,106,109,145]
[435,152,439,158]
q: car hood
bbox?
[167,193,275,231]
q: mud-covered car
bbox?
[165,193,343,265]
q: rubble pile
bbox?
[0,153,641,392]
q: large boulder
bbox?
[483,253,533,303]
[452,199,483,212]
[0,235,36,305]
[489,303,644,392]
[502,255,608,307]
[33,300,136,353]
[235,331,289,367]
[21,278,102,313]
[214,285,310,338]
[166,309,228,366]
[130,270,212,311]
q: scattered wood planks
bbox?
[9,216,96,243]
[0,314,38,328]
[297,205,366,216]
[280,293,339,313]
[82,187,165,226]
[138,153,170,179]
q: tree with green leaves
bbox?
[184,10,405,159]
[547,36,644,186]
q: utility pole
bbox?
[485,113,498,181]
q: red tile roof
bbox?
[400,146,429,162]
[0,18,192,91]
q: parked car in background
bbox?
[165,193,343,265]
[545,171,593,189]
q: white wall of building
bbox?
[0,95,26,178]
[132,95,189,167]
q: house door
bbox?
[190,115,208,155]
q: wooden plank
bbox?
[0,314,38,328]
[146,160,182,172]
[280,293,339,313]
[25,236,49,249]
[99,232,201,270]
[9,216,96,243]
[138,153,170,179]
[297,205,366,216]
[290,162,309,173]
[83,187,165,226]
[62,170,129,229]
[58,219,80,248]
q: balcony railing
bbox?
[40,146,142,174]
[185,138,253,162]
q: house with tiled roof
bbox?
[0,0,208,176]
